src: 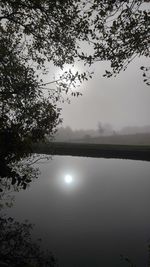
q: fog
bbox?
[54,124,150,142]
[58,57,150,130]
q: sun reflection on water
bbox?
[64,174,73,184]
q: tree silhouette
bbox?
[0,215,57,267]
[0,0,90,167]
[0,0,149,188]
[77,0,149,82]
[0,155,40,192]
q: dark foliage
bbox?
[77,0,149,81]
[0,215,57,267]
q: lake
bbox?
[4,156,150,267]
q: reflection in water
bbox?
[64,174,73,184]
[0,215,57,267]
[0,156,40,193]
[3,156,150,267]
[0,154,57,267]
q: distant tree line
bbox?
[54,124,150,142]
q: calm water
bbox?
[5,156,150,267]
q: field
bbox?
[33,142,150,162]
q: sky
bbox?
[54,56,149,131]
[44,56,150,132]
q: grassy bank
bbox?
[33,142,150,162]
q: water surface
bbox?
[5,156,150,267]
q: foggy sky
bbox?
[59,57,150,131]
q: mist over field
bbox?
[53,124,150,145]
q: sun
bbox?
[57,64,81,84]
[54,63,84,95]
[60,64,81,75]
[64,174,73,184]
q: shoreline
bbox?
[33,142,150,162]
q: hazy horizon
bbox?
[54,57,150,130]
